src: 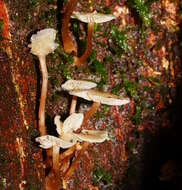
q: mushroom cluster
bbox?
[34,77,130,189]
[62,79,130,127]
[36,112,109,171]
[29,2,128,188]
[60,79,130,188]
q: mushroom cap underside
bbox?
[69,89,130,106]
[71,11,115,23]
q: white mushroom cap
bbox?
[28,28,59,57]
[71,11,115,23]
[62,79,97,91]
[69,89,130,106]
[74,129,109,143]
[35,135,77,149]
[36,113,109,149]
[62,113,84,133]
[54,115,63,135]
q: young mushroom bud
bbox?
[28,28,59,136]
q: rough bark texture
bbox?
[0,0,182,189]
[0,0,44,189]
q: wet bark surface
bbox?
[0,0,182,189]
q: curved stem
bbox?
[74,22,94,67]
[62,0,78,55]
[82,102,100,127]
[62,142,89,189]
[69,96,77,115]
[38,55,48,136]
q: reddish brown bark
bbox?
[0,1,44,189]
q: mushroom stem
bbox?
[62,142,89,189]
[74,22,94,67]
[38,55,48,136]
[59,142,82,161]
[52,145,60,174]
[82,102,100,127]
[60,144,76,160]
[62,0,78,55]
[69,96,77,115]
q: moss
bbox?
[29,185,36,190]
[103,7,112,14]
[60,52,74,65]
[96,105,109,120]
[89,51,108,88]
[110,26,128,53]
[51,92,60,102]
[112,84,121,95]
[90,59,107,88]
[0,19,4,41]
[92,167,112,185]
[122,76,138,98]
[128,0,151,27]
[0,177,6,189]
[30,129,40,139]
[46,0,56,4]
[127,140,135,152]
[131,105,142,125]
[94,23,101,33]
[147,76,160,85]
[60,63,72,80]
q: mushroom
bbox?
[36,113,109,172]
[29,28,59,136]
[69,89,130,127]
[70,11,116,67]
[61,79,97,115]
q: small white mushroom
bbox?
[36,134,76,176]
[54,113,109,144]
[29,28,59,136]
[71,10,115,23]
[36,113,109,150]
[36,113,109,176]
[70,11,115,67]
[61,79,97,114]
[69,89,130,126]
